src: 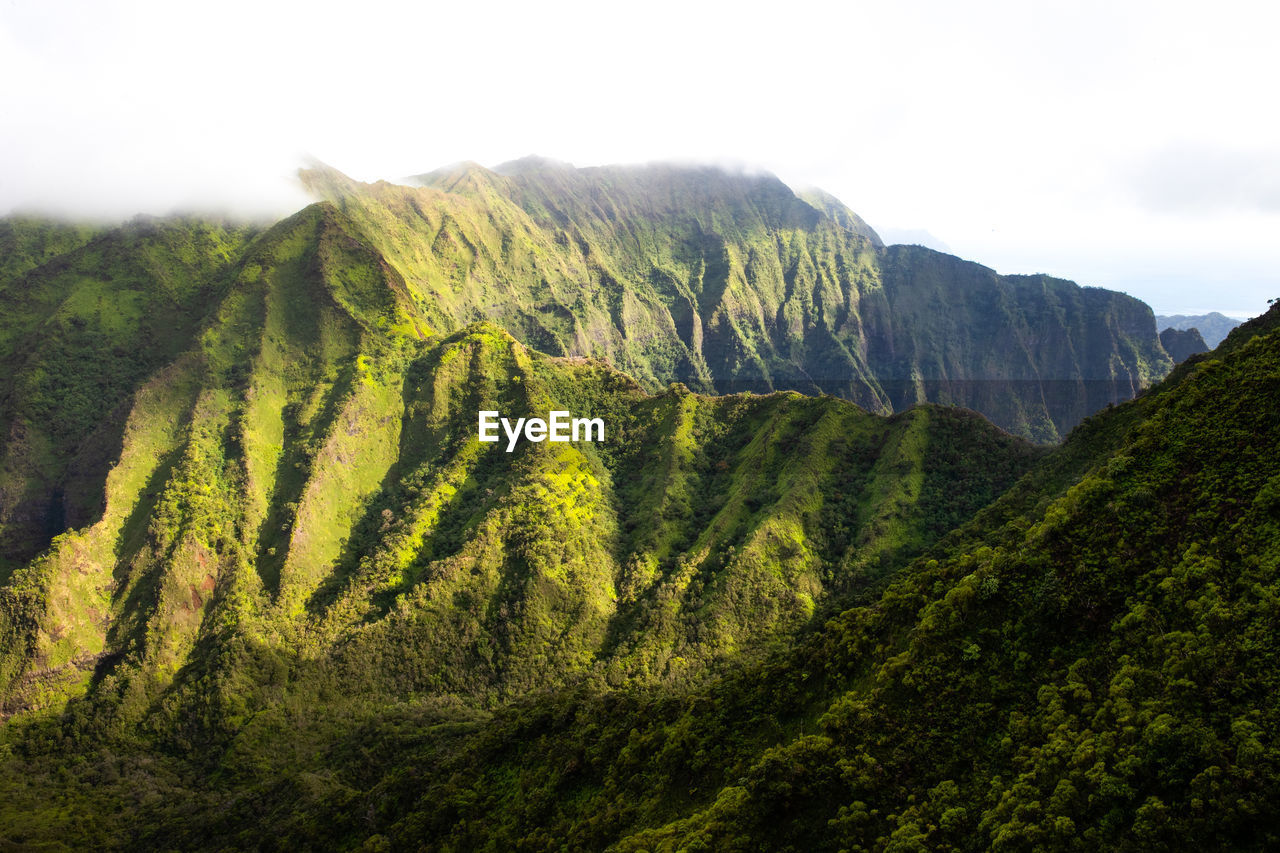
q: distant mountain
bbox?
[1160,325,1209,362]
[1157,311,1241,347]
[301,159,1170,441]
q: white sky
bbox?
[2,0,1278,317]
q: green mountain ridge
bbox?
[0,160,1177,579]
[0,314,1041,718]
[0,298,1261,852]
[0,193,1043,719]
[0,160,1272,850]
[306,158,1171,442]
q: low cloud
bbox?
[877,228,953,254]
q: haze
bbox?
[3,0,1277,317]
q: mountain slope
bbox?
[0,288,1272,851]
[1,160,1256,850]
[394,302,1280,852]
[304,159,1170,441]
[73,302,1270,853]
[0,216,257,574]
[0,215,100,287]
[0,197,1050,843]
[0,285,1041,721]
[2,185,1081,722]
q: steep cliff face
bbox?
[867,248,1168,440]
[307,158,1170,442]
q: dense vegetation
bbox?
[0,300,1266,852]
[0,201,1042,719]
[0,216,257,572]
[0,164,1270,850]
[0,162,1177,587]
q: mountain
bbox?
[0,254,1275,849]
[0,215,100,287]
[1157,312,1242,348]
[0,194,1045,846]
[3,159,1263,850]
[0,216,257,572]
[1159,326,1209,362]
[0,161,1178,586]
[300,159,1170,442]
[0,200,1043,721]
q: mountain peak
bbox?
[491,154,575,176]
[297,160,364,200]
[1156,311,1242,348]
[407,160,505,195]
[284,156,1170,441]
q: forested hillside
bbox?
[0,298,1256,852]
[0,199,1043,726]
[1,163,1270,851]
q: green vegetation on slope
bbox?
[0,157,1176,600]
[0,162,1249,851]
[0,216,100,287]
[0,216,257,575]
[0,300,1041,716]
[305,158,1170,441]
[0,302,1265,850]
[0,199,1051,845]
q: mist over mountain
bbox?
[0,159,1276,850]
[877,226,953,253]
